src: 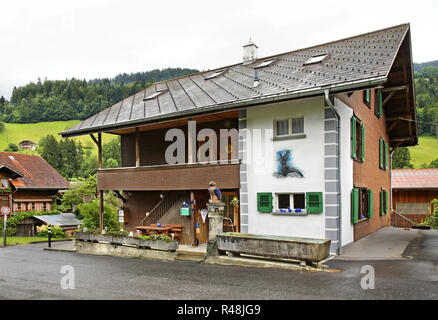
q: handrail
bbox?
[141,191,188,226]
[392,209,417,226]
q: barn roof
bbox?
[392,169,438,189]
[0,152,70,190]
[60,24,416,146]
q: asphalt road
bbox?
[0,231,437,300]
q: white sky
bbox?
[1,0,437,99]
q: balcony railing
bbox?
[97,161,240,191]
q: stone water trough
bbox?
[216,232,331,265]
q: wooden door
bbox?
[221,191,240,233]
[194,191,209,244]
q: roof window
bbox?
[205,70,226,80]
[143,90,167,101]
[255,59,276,69]
[303,53,329,66]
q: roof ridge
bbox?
[149,23,410,87]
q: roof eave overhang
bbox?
[60,76,388,138]
[13,187,70,190]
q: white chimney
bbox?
[243,38,258,64]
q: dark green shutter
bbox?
[257,193,272,213]
[368,189,373,218]
[351,188,359,224]
[384,142,389,170]
[306,192,323,214]
[351,117,357,160]
[384,190,389,214]
[364,89,370,106]
[361,124,365,162]
[379,139,384,169]
[376,90,383,118]
[380,190,384,216]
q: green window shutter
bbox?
[306,192,323,214]
[376,90,383,118]
[257,193,272,213]
[361,125,365,162]
[351,117,357,160]
[368,189,373,218]
[380,190,384,216]
[384,190,389,214]
[364,89,370,106]
[384,142,389,170]
[379,139,384,169]
[351,188,359,224]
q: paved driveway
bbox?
[0,228,436,300]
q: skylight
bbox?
[255,59,276,69]
[8,156,15,160]
[205,70,226,80]
[143,90,167,101]
[303,53,329,66]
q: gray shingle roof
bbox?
[33,212,82,227]
[61,24,410,137]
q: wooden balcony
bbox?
[97,162,240,191]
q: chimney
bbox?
[243,38,258,64]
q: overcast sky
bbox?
[1,0,437,99]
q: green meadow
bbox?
[0,121,113,154]
[409,135,438,168]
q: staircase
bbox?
[141,191,189,226]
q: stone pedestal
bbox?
[207,201,225,256]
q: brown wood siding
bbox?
[392,189,438,227]
[98,163,240,191]
[338,90,392,241]
[121,119,238,168]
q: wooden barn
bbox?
[392,169,438,227]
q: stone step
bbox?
[174,250,206,262]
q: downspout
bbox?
[324,89,342,255]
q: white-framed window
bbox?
[274,117,304,138]
[276,193,306,212]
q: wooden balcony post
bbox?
[97,133,104,232]
[135,127,140,167]
[89,132,104,232]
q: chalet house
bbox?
[18,140,37,151]
[392,169,438,227]
[0,152,70,213]
[61,24,417,255]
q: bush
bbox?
[78,199,119,232]
[424,199,438,228]
[36,225,65,238]
[4,143,18,152]
[135,234,174,242]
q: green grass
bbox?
[410,135,438,168]
[0,121,114,155]
[0,236,66,246]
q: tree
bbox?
[103,136,121,167]
[38,135,62,172]
[392,147,414,169]
[4,143,18,152]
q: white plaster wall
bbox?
[335,97,354,247]
[246,97,326,239]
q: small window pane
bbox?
[276,120,289,136]
[293,194,305,209]
[278,194,290,209]
[1,179,8,188]
[292,117,304,134]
